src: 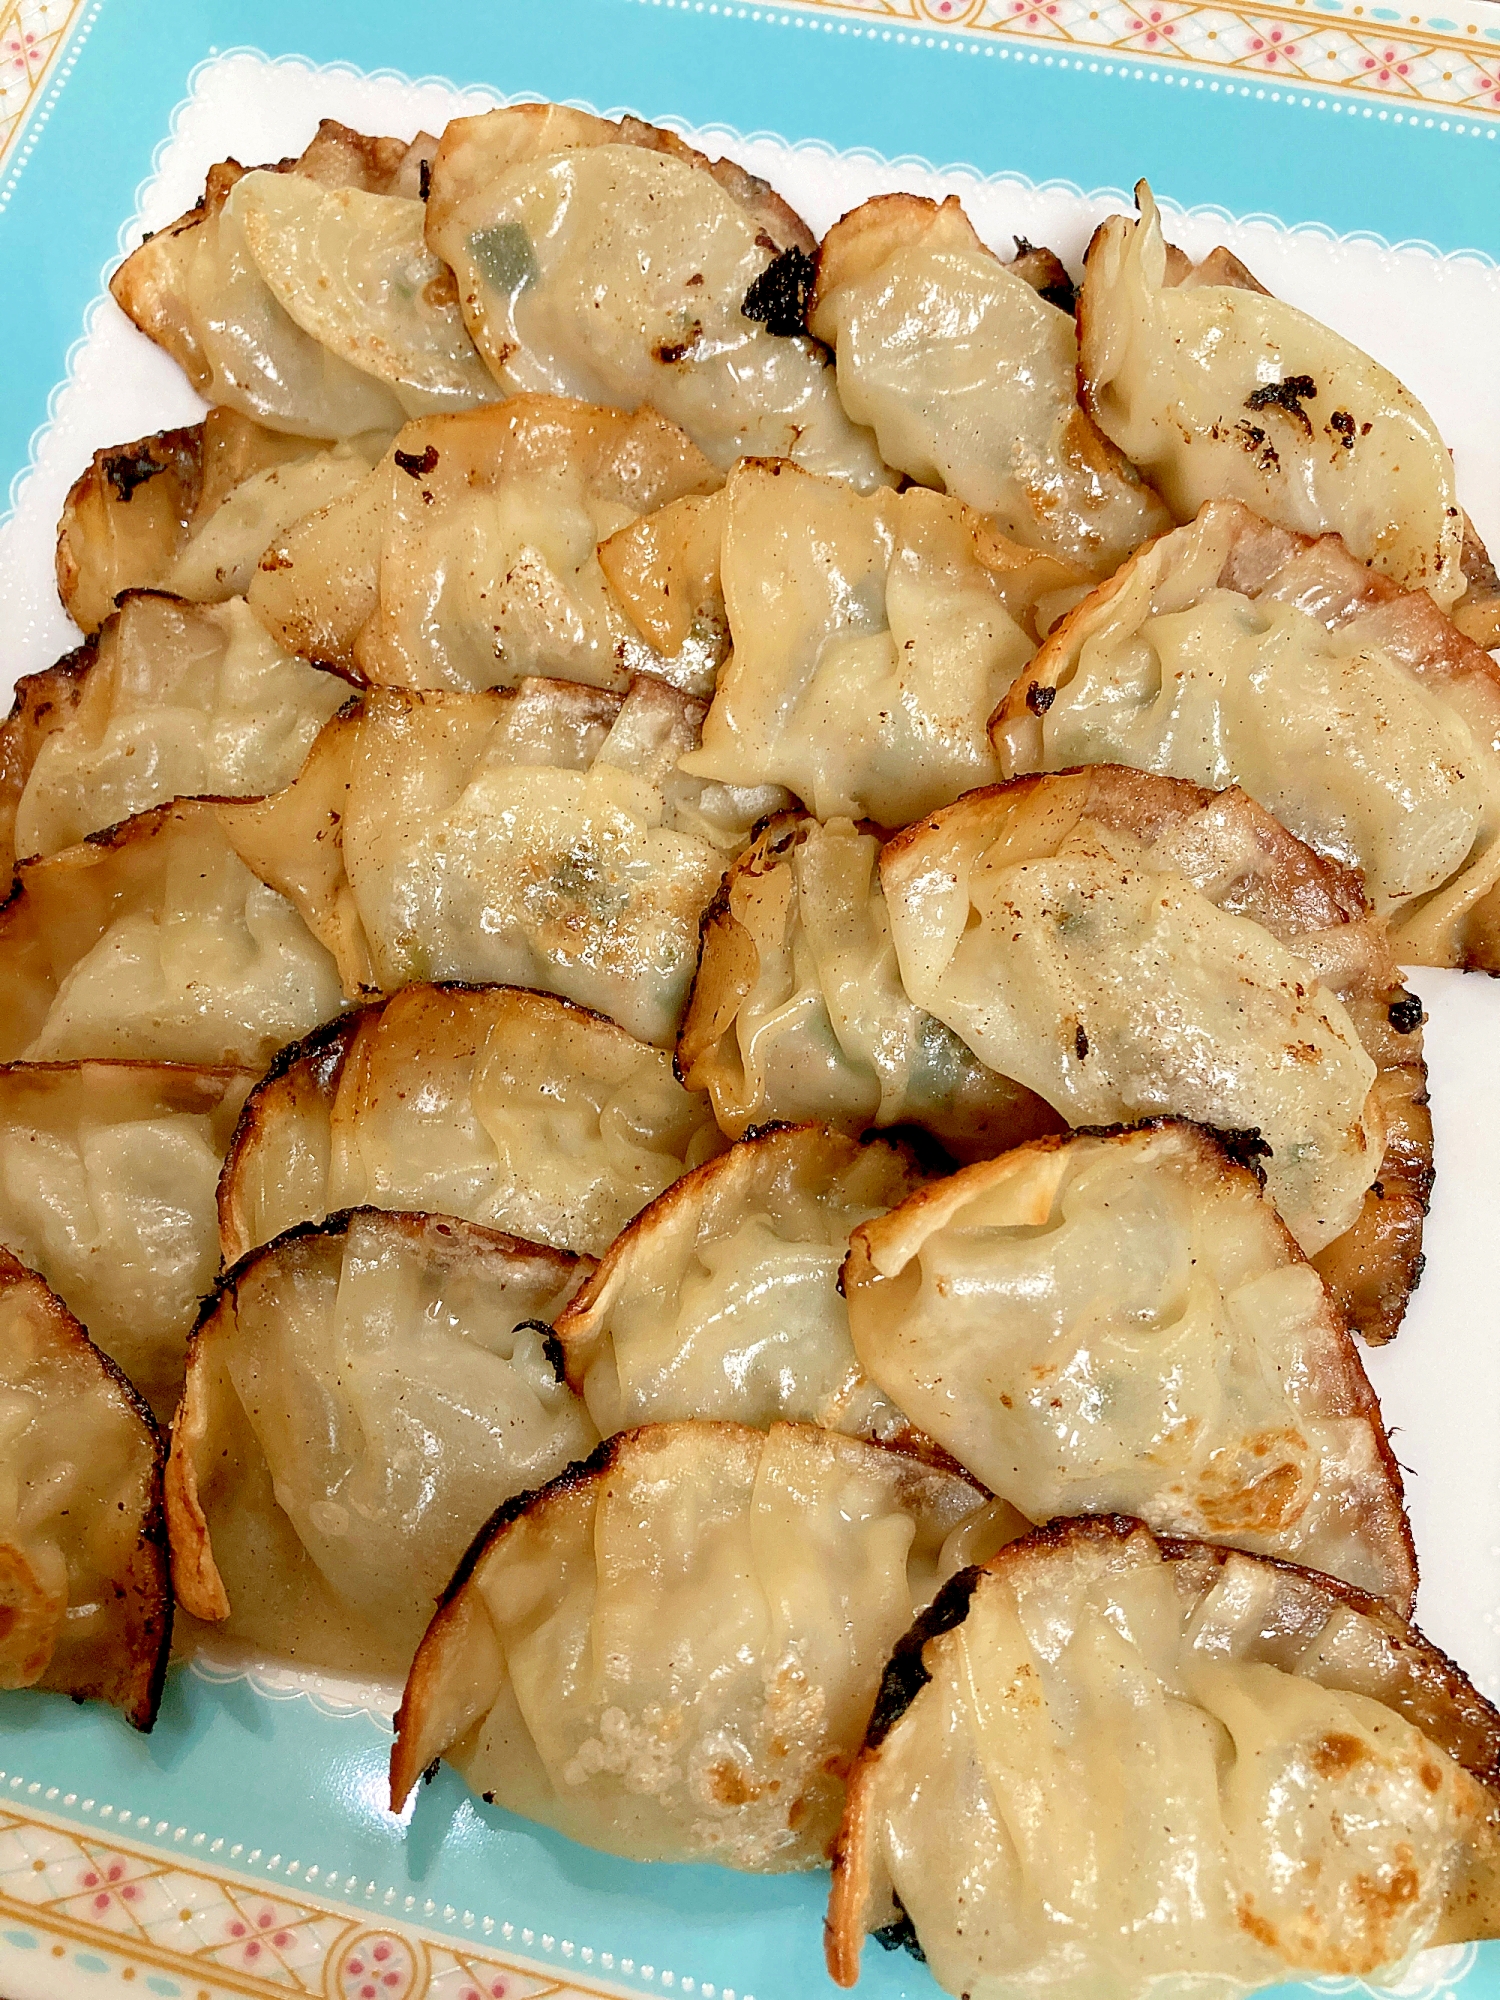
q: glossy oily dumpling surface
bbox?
[554,1124,926,1443]
[424,107,886,485]
[9,594,349,864]
[110,122,495,438]
[880,769,1385,1257]
[391,1421,989,1868]
[0,1250,170,1727]
[168,1208,594,1676]
[0,801,345,1067]
[0,1062,255,1418]
[843,1121,1414,1607]
[678,459,1076,826]
[248,397,723,692]
[828,1520,1500,1999]
[221,677,773,1049]
[994,500,1500,970]
[1078,183,1464,605]
[808,194,1170,576]
[677,811,1062,1162]
[217,983,723,1265]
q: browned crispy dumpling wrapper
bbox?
[827,1517,1500,1999]
[217,983,723,1266]
[424,105,885,487]
[877,768,1429,1342]
[390,1421,1014,1868]
[167,1206,594,1676]
[842,1119,1414,1609]
[0,800,345,1068]
[247,397,724,693]
[553,1123,933,1447]
[993,499,1500,971]
[55,408,383,634]
[677,810,1065,1164]
[218,675,778,1048]
[1,593,348,872]
[0,1249,171,1728]
[807,193,1169,577]
[0,1061,254,1418]
[111,121,493,439]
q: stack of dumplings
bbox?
[2,100,1497,2000]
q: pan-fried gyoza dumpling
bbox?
[423,106,886,486]
[0,1250,171,1727]
[1079,183,1463,606]
[842,1120,1414,1608]
[675,459,1080,826]
[0,801,344,1067]
[55,409,385,634]
[220,676,779,1047]
[827,1519,1500,2000]
[0,1061,254,1418]
[248,397,724,692]
[677,811,1065,1163]
[3,593,348,867]
[807,194,1170,576]
[993,500,1500,971]
[880,768,1430,1340]
[553,1123,928,1445]
[390,1421,1003,1867]
[168,1207,594,1675]
[0,645,90,886]
[217,983,722,1265]
[111,120,496,438]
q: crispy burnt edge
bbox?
[840,1114,1417,1614]
[878,767,1428,1343]
[827,1515,1500,1987]
[0,643,95,885]
[54,422,206,632]
[167,1202,588,1624]
[0,1249,172,1731]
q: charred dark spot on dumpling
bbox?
[1245,375,1318,436]
[1211,1126,1272,1185]
[864,1565,985,1751]
[418,157,431,202]
[513,1319,569,1385]
[654,321,706,366]
[873,1895,927,1963]
[1074,1024,1089,1062]
[1330,409,1358,450]
[1233,421,1280,475]
[1025,682,1057,716]
[394,445,440,480]
[101,447,173,504]
[1388,991,1425,1035]
[742,247,816,338]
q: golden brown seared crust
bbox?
[880,767,1429,1342]
[56,424,204,633]
[0,1247,172,1730]
[1161,240,1272,294]
[0,644,93,883]
[110,121,437,385]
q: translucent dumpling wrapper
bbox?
[879,766,1431,1341]
[1078,182,1464,607]
[389,1420,1008,1868]
[248,396,725,694]
[675,458,1082,826]
[807,193,1170,576]
[0,800,345,1068]
[54,407,386,635]
[217,982,723,1266]
[993,499,1500,971]
[677,810,1067,1163]
[111,120,496,438]
[0,1249,171,1728]
[843,1119,1415,1608]
[0,1061,255,1419]
[423,105,886,486]
[553,1122,929,1445]
[219,676,781,1048]
[3,593,349,867]
[167,1206,595,1677]
[827,1517,1500,2000]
